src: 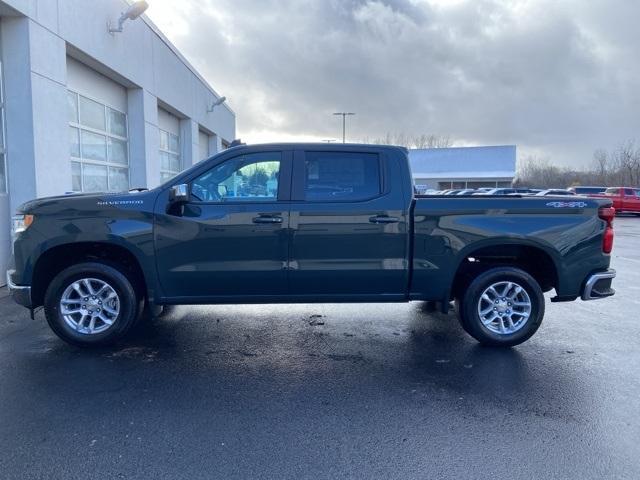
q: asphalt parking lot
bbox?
[1,218,639,480]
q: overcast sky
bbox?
[147,0,639,167]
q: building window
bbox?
[0,58,6,194]
[159,129,181,182]
[68,90,129,192]
[198,130,210,162]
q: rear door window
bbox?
[624,188,635,196]
[303,152,382,201]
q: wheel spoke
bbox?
[76,314,89,331]
[509,286,522,299]
[480,305,494,315]
[505,317,515,330]
[88,316,96,333]
[98,313,113,325]
[72,282,85,297]
[501,282,513,297]
[104,292,118,302]
[481,313,497,326]
[95,284,109,297]
[498,317,507,333]
[82,279,95,295]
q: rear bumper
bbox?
[6,270,32,308]
[581,269,616,301]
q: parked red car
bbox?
[590,187,640,214]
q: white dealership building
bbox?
[0,0,236,282]
[409,145,516,191]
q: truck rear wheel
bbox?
[457,267,544,347]
[44,262,141,347]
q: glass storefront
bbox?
[68,90,129,192]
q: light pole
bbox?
[333,112,355,143]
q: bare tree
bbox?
[412,134,453,149]
[364,133,453,149]
[516,140,640,189]
[612,141,640,186]
[592,149,609,185]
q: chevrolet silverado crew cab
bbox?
[7,143,617,347]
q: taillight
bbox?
[599,206,615,254]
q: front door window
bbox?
[191,152,281,202]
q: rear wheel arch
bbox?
[449,241,559,301]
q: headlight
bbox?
[12,215,34,236]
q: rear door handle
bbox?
[369,215,400,224]
[252,215,283,224]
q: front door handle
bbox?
[369,215,400,224]
[252,215,283,224]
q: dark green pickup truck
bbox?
[7,143,616,347]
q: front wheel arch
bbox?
[31,242,148,308]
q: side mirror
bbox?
[169,183,190,204]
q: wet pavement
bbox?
[1,217,639,479]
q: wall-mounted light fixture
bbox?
[108,1,149,34]
[207,96,227,113]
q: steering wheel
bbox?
[191,183,224,202]
[207,183,223,201]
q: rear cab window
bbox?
[605,188,620,196]
[302,151,382,201]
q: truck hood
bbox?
[17,190,152,214]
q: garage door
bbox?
[67,57,129,193]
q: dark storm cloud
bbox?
[149,0,640,165]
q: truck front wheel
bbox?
[44,262,141,347]
[457,267,545,347]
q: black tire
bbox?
[457,267,545,347]
[44,262,141,347]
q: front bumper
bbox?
[581,269,616,301]
[6,270,32,308]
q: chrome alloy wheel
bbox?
[59,278,120,335]
[477,281,532,335]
